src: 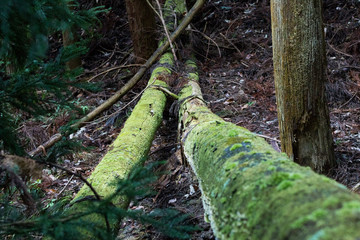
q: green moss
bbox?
[68,51,174,237]
[188,72,199,81]
[230,143,242,151]
[158,52,174,64]
[224,137,242,145]
[228,129,238,137]
[224,161,238,171]
[322,197,342,209]
[291,209,327,229]
[185,59,197,69]
[337,201,360,216]
[179,85,193,99]
[182,108,360,239]
[75,86,168,203]
[267,165,276,171]
[276,180,293,190]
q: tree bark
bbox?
[62,28,82,70]
[270,0,335,172]
[62,2,81,70]
[125,0,157,64]
[179,59,360,240]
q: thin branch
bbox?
[86,64,142,82]
[147,0,178,61]
[150,85,179,99]
[339,91,359,109]
[256,133,281,143]
[220,33,242,55]
[188,28,221,57]
[56,174,74,198]
[39,160,100,200]
[29,134,62,157]
[328,42,353,58]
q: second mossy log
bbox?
[65,52,174,238]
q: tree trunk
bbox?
[125,0,157,64]
[62,28,82,70]
[270,0,335,172]
[179,59,360,240]
[62,2,81,70]
[67,51,174,236]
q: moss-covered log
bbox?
[66,52,174,236]
[75,53,173,202]
[179,60,360,240]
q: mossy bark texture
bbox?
[179,60,360,240]
[271,0,335,172]
[68,52,174,236]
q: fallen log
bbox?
[178,59,360,239]
[67,51,175,236]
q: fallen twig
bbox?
[57,174,74,199]
[147,0,178,62]
[220,32,242,55]
[339,91,359,109]
[86,64,142,82]
[189,28,221,57]
[256,133,281,143]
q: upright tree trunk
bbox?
[62,2,81,70]
[271,0,335,172]
[125,0,157,64]
[62,28,82,70]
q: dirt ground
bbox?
[18,0,360,239]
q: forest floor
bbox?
[19,0,360,239]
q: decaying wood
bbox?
[271,0,335,172]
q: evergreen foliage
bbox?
[0,0,103,154]
[0,162,197,239]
